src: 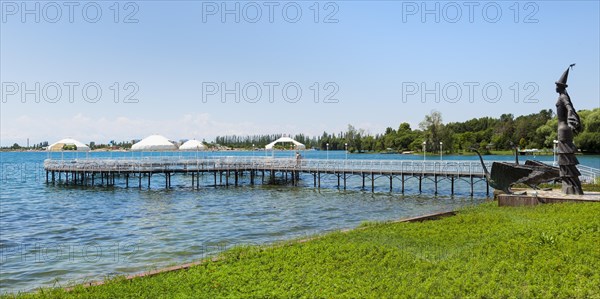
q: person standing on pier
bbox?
[295,151,302,167]
[555,64,584,195]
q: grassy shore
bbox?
[8,201,600,298]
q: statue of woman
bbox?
[555,64,584,195]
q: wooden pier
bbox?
[43,157,599,196]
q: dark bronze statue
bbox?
[555,64,584,195]
[471,65,585,196]
[472,145,560,194]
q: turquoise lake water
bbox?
[1,151,598,293]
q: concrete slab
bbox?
[498,190,600,206]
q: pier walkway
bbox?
[43,157,599,196]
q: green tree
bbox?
[362,135,375,152]
[536,118,558,148]
[575,132,600,153]
[62,144,77,150]
[574,108,600,153]
[519,138,527,149]
[582,108,600,132]
[383,134,395,150]
[398,122,411,133]
[419,110,446,152]
[394,122,415,151]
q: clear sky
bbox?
[1,0,599,146]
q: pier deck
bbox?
[43,157,599,196]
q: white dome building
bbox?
[47,138,90,151]
[265,136,306,150]
[179,139,206,151]
[131,135,177,151]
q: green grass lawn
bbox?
[8,202,600,298]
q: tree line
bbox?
[214,108,600,154]
[5,108,598,153]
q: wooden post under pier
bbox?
[318,172,321,189]
[470,176,474,197]
[362,173,365,190]
[371,173,374,192]
[401,173,405,194]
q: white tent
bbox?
[265,136,306,150]
[179,139,206,151]
[131,135,177,151]
[47,138,90,151]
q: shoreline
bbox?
[2,210,460,295]
[63,210,461,293]
[11,201,600,298]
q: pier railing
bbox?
[44,157,486,175]
[577,165,599,184]
[43,157,598,183]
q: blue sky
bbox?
[1,1,599,146]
